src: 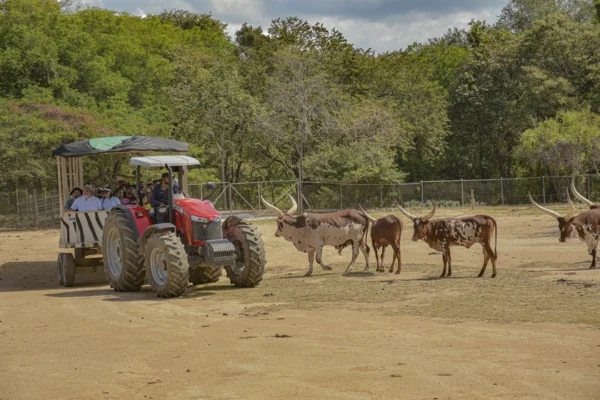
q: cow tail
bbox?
[359,211,370,247]
[491,216,498,258]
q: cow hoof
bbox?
[304,272,313,277]
[491,274,497,278]
[590,266,597,270]
[322,265,333,271]
[395,271,400,275]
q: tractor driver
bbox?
[150,172,170,208]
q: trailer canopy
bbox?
[52,136,188,158]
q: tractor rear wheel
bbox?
[224,221,266,287]
[62,253,76,287]
[189,265,222,285]
[144,232,189,298]
[102,211,145,292]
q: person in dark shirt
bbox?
[150,173,170,207]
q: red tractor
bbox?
[53,136,266,297]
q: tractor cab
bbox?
[53,136,266,297]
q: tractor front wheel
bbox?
[224,221,266,287]
[189,265,222,285]
[102,211,145,292]
[144,232,189,298]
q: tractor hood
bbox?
[174,198,221,221]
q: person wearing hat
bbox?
[101,187,121,211]
[64,187,82,210]
[70,185,102,212]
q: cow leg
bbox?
[478,248,489,278]
[590,248,597,269]
[440,246,448,277]
[380,246,386,272]
[391,242,401,274]
[360,240,370,271]
[373,241,381,272]
[315,242,332,271]
[446,248,452,277]
[305,249,315,277]
[344,242,360,273]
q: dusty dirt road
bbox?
[1,206,599,399]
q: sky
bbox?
[83,0,509,52]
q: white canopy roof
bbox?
[129,155,201,167]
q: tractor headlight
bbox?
[191,215,210,224]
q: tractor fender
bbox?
[138,223,176,256]
[222,214,254,230]
[111,205,152,241]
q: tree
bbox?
[518,108,600,181]
[498,0,596,32]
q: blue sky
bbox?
[83,0,508,51]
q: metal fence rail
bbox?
[1,175,597,230]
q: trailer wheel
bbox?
[102,211,145,292]
[62,253,76,287]
[144,232,189,298]
[224,221,266,287]
[189,265,222,285]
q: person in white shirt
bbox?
[101,187,121,210]
[70,186,102,212]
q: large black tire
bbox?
[57,254,64,286]
[102,211,145,292]
[224,221,266,287]
[189,265,222,285]
[144,232,189,298]
[62,253,76,287]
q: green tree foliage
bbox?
[2,0,600,195]
[519,108,600,175]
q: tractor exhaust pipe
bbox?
[166,163,175,224]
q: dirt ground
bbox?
[1,205,600,400]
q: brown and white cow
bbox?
[397,203,498,278]
[261,195,370,276]
[360,206,403,274]
[529,189,600,269]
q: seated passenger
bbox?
[70,186,102,212]
[65,187,82,210]
[101,188,121,211]
[121,185,138,205]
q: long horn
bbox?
[286,193,298,214]
[528,192,561,219]
[423,201,436,220]
[396,202,416,221]
[260,195,284,218]
[570,176,594,207]
[359,205,376,223]
[566,189,576,219]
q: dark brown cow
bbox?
[261,195,370,276]
[529,189,600,269]
[397,203,498,278]
[360,206,403,274]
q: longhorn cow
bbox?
[397,203,498,278]
[261,195,370,276]
[360,206,403,274]
[528,186,600,269]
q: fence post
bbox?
[339,184,343,209]
[500,177,504,206]
[471,189,475,209]
[461,179,464,207]
[43,188,47,228]
[26,189,30,227]
[379,185,383,209]
[587,174,591,200]
[257,182,261,213]
[542,176,546,204]
[228,183,233,215]
[33,188,39,227]
[16,188,20,228]
[420,181,424,203]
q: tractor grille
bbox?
[204,239,236,266]
[192,219,223,242]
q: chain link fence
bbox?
[1,175,598,230]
